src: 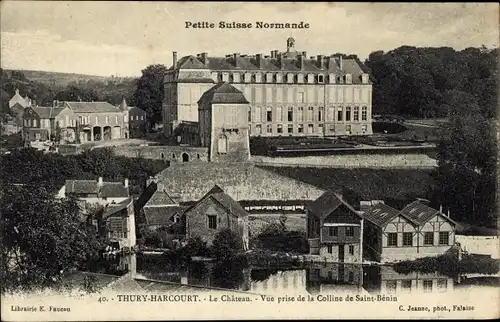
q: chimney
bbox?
[317,55,324,69]
[439,205,443,213]
[53,100,59,107]
[201,52,208,65]
[298,54,304,70]
[124,178,129,188]
[98,177,103,186]
[302,51,307,57]
[15,89,19,95]
[339,56,343,70]
[233,53,240,67]
[447,209,450,218]
[270,51,275,58]
[172,51,178,69]
[256,54,263,68]
[278,53,284,70]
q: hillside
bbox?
[3,69,137,88]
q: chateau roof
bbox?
[155,162,326,204]
[65,101,122,113]
[198,82,249,105]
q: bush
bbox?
[211,229,243,262]
[164,237,210,268]
[254,222,308,254]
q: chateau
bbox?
[163,38,373,143]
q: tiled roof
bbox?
[400,201,451,226]
[174,54,369,83]
[143,206,187,226]
[100,182,129,198]
[155,162,326,204]
[306,190,360,220]
[103,197,132,219]
[198,185,249,218]
[65,179,129,198]
[198,82,249,105]
[31,106,66,119]
[145,187,177,207]
[362,203,405,227]
[65,101,122,113]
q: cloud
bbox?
[1,2,498,76]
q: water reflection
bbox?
[137,255,494,295]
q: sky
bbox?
[1,1,498,77]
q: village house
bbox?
[184,185,250,250]
[122,99,147,138]
[8,89,32,127]
[305,191,364,263]
[22,104,77,143]
[99,197,137,249]
[57,177,130,209]
[362,200,457,263]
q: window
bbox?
[172,153,176,159]
[401,280,412,291]
[218,134,227,153]
[277,124,283,134]
[318,107,324,122]
[287,124,293,133]
[123,114,128,122]
[255,124,262,135]
[307,106,314,122]
[437,279,447,292]
[255,106,261,122]
[287,107,293,122]
[266,73,273,83]
[328,271,333,280]
[329,124,335,132]
[297,107,304,121]
[348,272,354,282]
[337,109,343,121]
[327,245,333,254]
[386,281,397,294]
[346,226,354,237]
[424,232,434,245]
[248,110,251,122]
[439,232,449,245]
[328,106,335,121]
[297,92,305,103]
[318,74,324,83]
[345,74,352,84]
[276,106,282,122]
[346,106,351,121]
[318,123,323,133]
[297,74,304,83]
[115,116,118,124]
[423,280,433,292]
[307,124,313,134]
[362,106,367,121]
[361,125,368,133]
[95,116,98,124]
[329,227,338,237]
[348,245,354,255]
[266,124,272,134]
[287,73,294,83]
[354,106,359,121]
[388,233,398,247]
[208,215,217,229]
[266,107,272,122]
[297,124,303,133]
[403,232,413,246]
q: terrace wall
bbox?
[252,153,437,169]
[111,146,209,163]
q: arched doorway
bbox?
[182,153,189,162]
[103,126,112,140]
[93,126,102,141]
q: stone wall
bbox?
[111,145,209,163]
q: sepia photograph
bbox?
[0,1,499,320]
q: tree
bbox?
[211,229,243,262]
[132,64,168,127]
[0,184,107,293]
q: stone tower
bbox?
[198,82,250,162]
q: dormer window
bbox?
[254,73,262,83]
[287,73,294,84]
[296,74,304,83]
[222,72,229,82]
[329,74,336,84]
[344,74,352,84]
[218,73,224,82]
[307,74,314,84]
[275,73,283,83]
[337,76,343,84]
[211,72,218,82]
[244,72,252,83]
[318,74,325,84]
[232,73,240,83]
[266,73,273,83]
[361,74,369,84]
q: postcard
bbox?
[1,1,499,320]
